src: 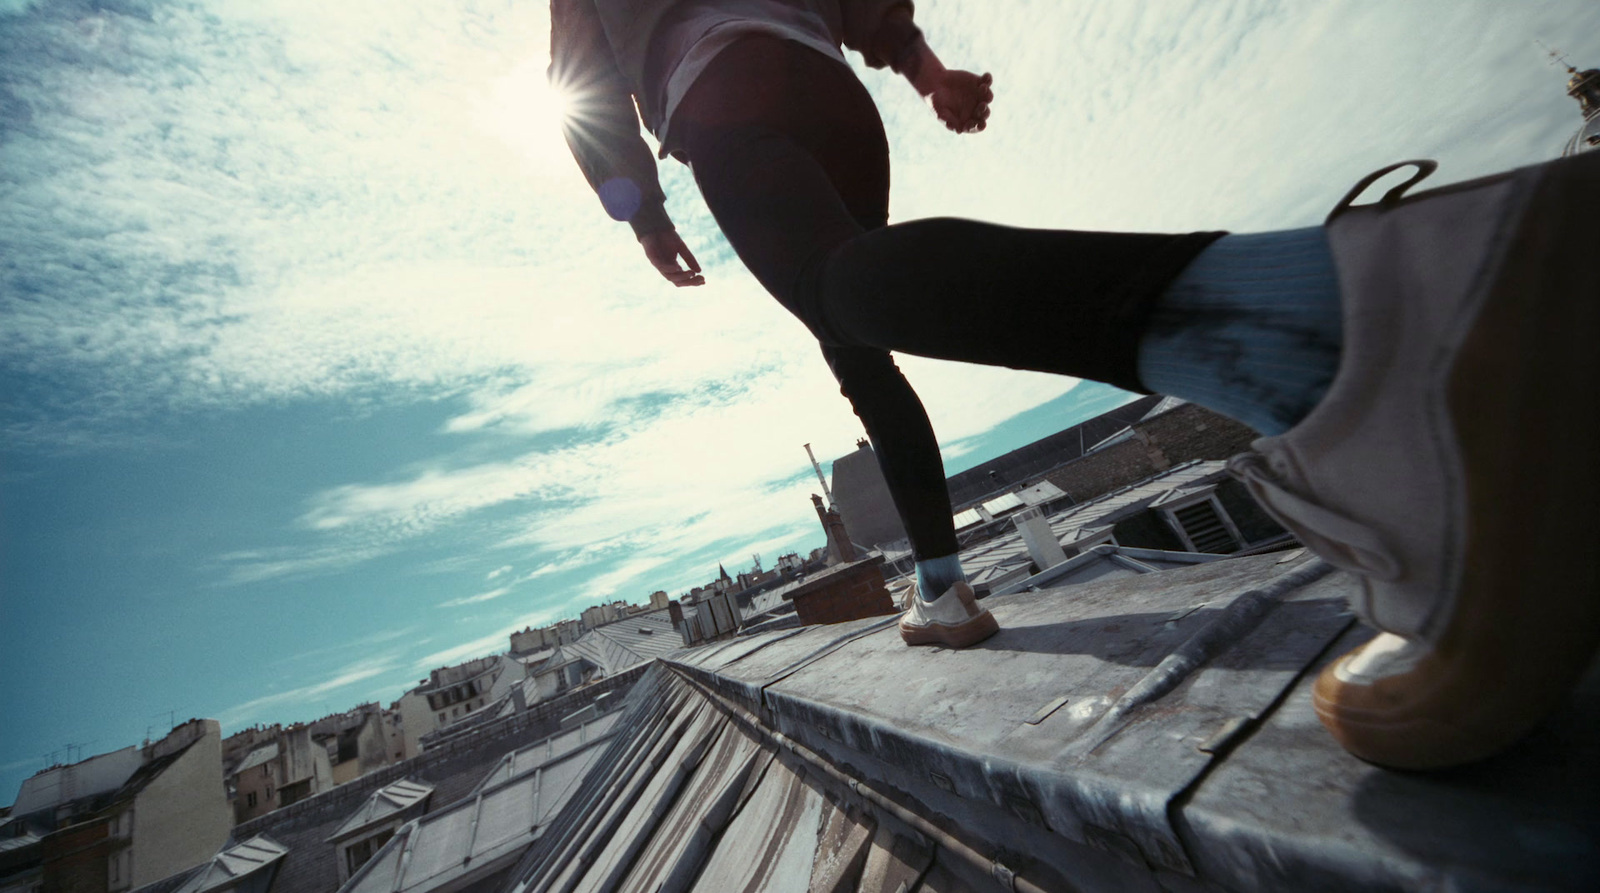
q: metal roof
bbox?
[0,830,40,853]
[232,742,278,776]
[469,712,622,797]
[9,746,144,815]
[171,835,288,893]
[560,610,682,677]
[498,551,1598,892]
[326,778,434,843]
[339,715,623,893]
[979,491,1024,516]
[958,459,1233,589]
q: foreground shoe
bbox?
[898,581,1000,648]
[1229,153,1600,770]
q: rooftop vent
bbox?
[1169,501,1241,553]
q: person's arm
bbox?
[549,0,703,286]
[842,2,993,134]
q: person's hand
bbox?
[927,70,993,134]
[640,229,704,287]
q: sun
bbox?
[475,56,578,169]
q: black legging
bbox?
[674,36,1220,560]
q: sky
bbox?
[2,0,1597,804]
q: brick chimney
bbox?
[812,494,857,564]
[782,552,896,626]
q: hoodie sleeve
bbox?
[549,0,674,237]
[839,0,921,71]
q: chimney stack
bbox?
[813,494,857,564]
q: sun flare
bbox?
[475,56,576,168]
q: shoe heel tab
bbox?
[1327,159,1439,224]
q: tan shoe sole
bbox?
[1314,151,1600,770]
[899,610,1000,648]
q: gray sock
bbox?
[1137,227,1342,436]
[914,553,965,602]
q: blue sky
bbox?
[3,0,1597,803]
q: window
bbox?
[438,712,446,724]
[345,828,397,875]
[265,785,273,801]
[246,792,257,808]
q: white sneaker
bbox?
[1229,153,1600,769]
[898,581,1000,648]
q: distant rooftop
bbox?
[327,778,433,844]
[172,835,288,893]
[342,714,622,893]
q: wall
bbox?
[12,749,143,817]
[231,752,279,824]
[830,443,907,551]
[356,712,389,777]
[279,729,321,792]
[1045,405,1259,505]
[129,721,232,888]
[945,395,1166,508]
[395,690,436,762]
[39,818,112,893]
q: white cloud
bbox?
[218,655,403,728]
[437,586,515,609]
[7,0,1600,762]
[215,544,397,586]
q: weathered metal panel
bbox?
[805,798,875,893]
[687,755,824,893]
[1177,624,1600,893]
[567,708,724,893]
[615,722,767,893]
[757,554,1351,873]
[854,828,933,893]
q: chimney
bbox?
[812,494,857,564]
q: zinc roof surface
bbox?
[328,778,434,842]
[0,830,40,853]
[172,835,288,893]
[958,459,1231,587]
[340,715,622,893]
[501,551,1599,893]
[561,610,681,677]
[232,742,278,775]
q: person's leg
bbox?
[678,44,1224,396]
[821,345,966,582]
[1137,227,1342,436]
[678,36,971,602]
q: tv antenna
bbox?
[1536,39,1577,74]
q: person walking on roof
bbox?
[550,0,1600,771]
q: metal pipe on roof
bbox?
[673,669,1052,893]
[803,442,835,507]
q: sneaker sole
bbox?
[1313,151,1600,770]
[899,611,1000,649]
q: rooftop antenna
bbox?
[802,443,835,507]
[1536,39,1577,74]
